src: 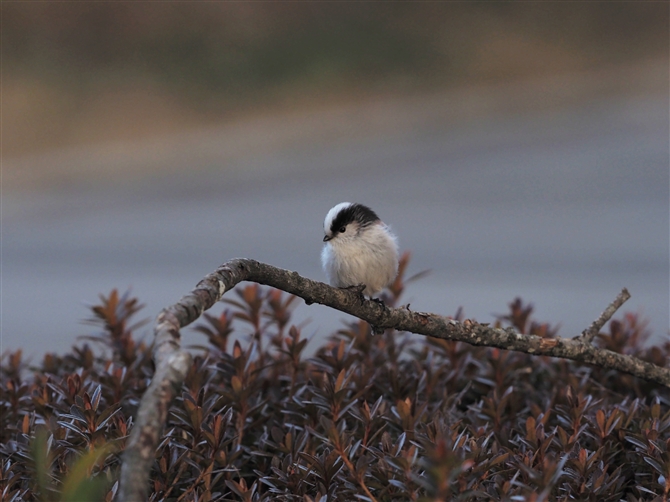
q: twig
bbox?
[175,462,214,502]
[117,259,669,501]
[580,287,631,343]
[160,456,188,501]
[335,444,378,502]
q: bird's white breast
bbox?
[321,223,398,296]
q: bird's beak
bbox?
[323,235,331,242]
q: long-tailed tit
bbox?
[321,202,399,297]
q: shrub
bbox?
[1,264,669,501]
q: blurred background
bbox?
[3,3,668,358]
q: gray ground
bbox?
[3,72,668,359]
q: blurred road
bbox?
[3,78,668,358]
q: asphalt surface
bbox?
[3,79,668,359]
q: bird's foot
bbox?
[371,297,387,309]
[342,284,367,305]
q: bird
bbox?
[321,202,399,297]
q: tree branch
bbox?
[580,287,631,343]
[118,258,669,501]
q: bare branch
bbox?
[118,259,668,501]
[580,287,631,343]
[117,311,192,502]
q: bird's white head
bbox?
[322,202,382,244]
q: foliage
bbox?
[1,256,669,501]
[5,3,665,93]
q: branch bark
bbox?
[118,258,669,501]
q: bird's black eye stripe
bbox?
[330,203,380,235]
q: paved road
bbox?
[3,82,668,359]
